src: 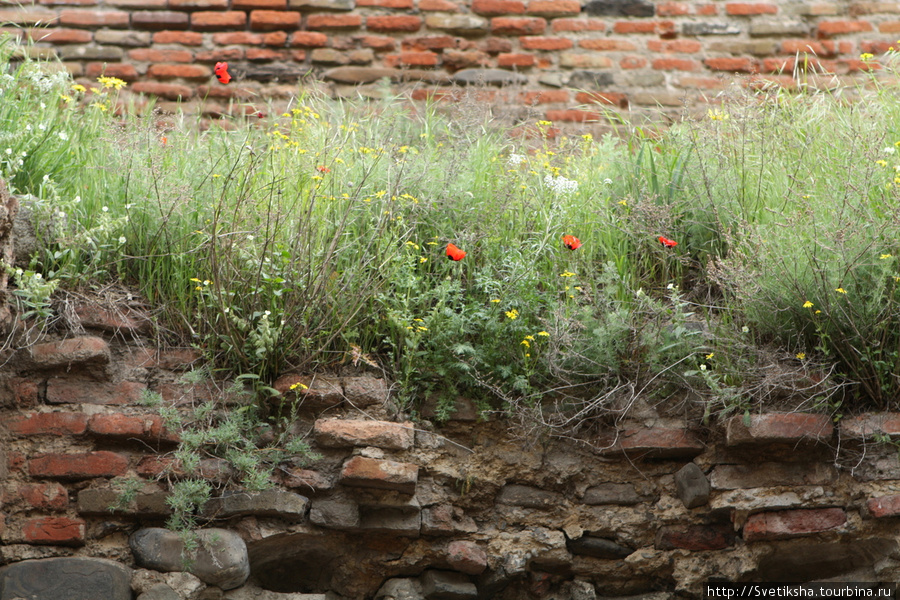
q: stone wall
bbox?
[0,0,897,122]
[3,313,900,600]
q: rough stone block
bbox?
[280,467,334,492]
[655,523,735,551]
[202,489,309,521]
[73,304,151,334]
[452,68,528,86]
[583,0,653,16]
[581,483,641,505]
[743,508,847,542]
[421,504,478,536]
[341,456,418,493]
[424,14,489,34]
[273,374,343,410]
[359,506,421,536]
[566,535,631,559]
[309,497,360,529]
[77,484,171,517]
[0,557,131,600]
[341,376,391,407]
[130,528,249,590]
[675,462,710,509]
[419,570,477,599]
[710,462,835,489]
[727,413,833,446]
[446,541,487,575]
[375,578,423,600]
[497,484,563,509]
[314,419,414,450]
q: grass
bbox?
[6,33,900,436]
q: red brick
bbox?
[866,494,900,518]
[341,455,418,493]
[212,31,262,44]
[31,27,92,43]
[613,20,675,34]
[551,17,605,31]
[519,89,569,103]
[22,517,85,546]
[497,52,534,66]
[358,34,394,49]
[526,0,580,16]
[7,452,26,474]
[314,419,415,449]
[544,109,601,122]
[726,413,833,446]
[29,451,129,480]
[781,39,848,55]
[762,56,831,73]
[88,413,179,443]
[472,0,525,14]
[366,15,422,32]
[58,9,128,27]
[191,11,247,30]
[31,337,110,367]
[129,48,193,62]
[599,428,704,458]
[575,91,628,107]
[879,21,900,32]
[152,30,203,44]
[39,0,97,5]
[705,56,758,72]
[725,2,777,14]
[234,0,286,7]
[744,508,846,542]
[677,75,724,89]
[657,1,689,15]
[168,0,228,7]
[132,10,190,29]
[0,9,59,25]
[817,20,873,37]
[403,34,454,50]
[579,38,636,51]
[136,455,176,478]
[656,523,735,551]
[9,412,88,437]
[358,0,413,6]
[19,483,69,511]
[648,39,702,52]
[620,55,647,68]
[307,13,361,28]
[46,379,146,406]
[491,16,545,34]
[480,36,513,52]
[652,57,699,70]
[420,0,460,9]
[195,47,244,61]
[246,47,287,60]
[841,413,900,439]
[697,3,717,14]
[85,62,139,79]
[3,378,39,408]
[261,30,287,44]
[289,30,328,46]
[447,540,488,575]
[132,81,194,99]
[519,35,571,50]
[250,9,300,30]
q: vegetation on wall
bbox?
[4,34,900,442]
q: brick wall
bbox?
[0,0,896,121]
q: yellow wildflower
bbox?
[803,301,814,308]
[796,352,806,360]
[537,331,550,337]
[505,309,519,320]
[289,382,309,391]
[835,287,847,294]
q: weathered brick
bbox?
[195,47,245,61]
[0,8,58,25]
[366,15,422,32]
[425,14,488,33]
[357,0,412,6]
[31,27,92,43]
[676,75,725,89]
[31,336,110,369]
[315,419,414,449]
[246,47,288,60]
[105,0,167,7]
[704,56,758,72]
[129,48,193,62]
[544,108,602,122]
[132,10,191,29]
[526,0,579,16]
[472,0,525,14]
[657,1,689,15]
[39,0,97,5]
[559,52,613,68]
[359,34,395,49]
[419,0,460,9]
[29,451,129,480]
[341,455,418,493]
[86,62,140,79]
[58,45,124,60]
[88,413,179,443]
[613,20,674,34]
[866,494,900,518]
[446,541,488,575]
[250,9,300,29]
[498,52,535,67]
[190,11,247,29]
[598,427,704,458]
[234,0,288,7]
[841,413,900,439]
[20,483,69,511]
[519,35,572,50]
[212,31,262,44]
[579,38,636,51]
[422,504,478,535]
[402,34,454,50]
[656,523,734,550]
[261,30,287,44]
[307,13,361,28]
[620,55,647,68]
[710,462,835,489]
[575,90,628,107]
[743,508,846,542]
[152,30,203,44]
[725,2,777,14]
[443,49,490,68]
[168,0,229,7]
[551,17,605,31]
[286,30,326,46]
[93,29,151,46]
[22,517,85,546]
[726,413,833,446]
[46,379,146,406]
[9,412,88,436]
[648,39,702,52]
[491,16,546,34]
[280,467,333,491]
[519,89,569,103]
[817,20,874,37]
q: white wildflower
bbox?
[543,174,578,195]
[507,153,526,167]
[58,132,68,141]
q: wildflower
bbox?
[524,335,535,341]
[617,199,627,206]
[214,62,231,84]
[521,339,530,348]
[741,326,749,333]
[815,310,822,314]
[537,331,550,337]
[559,271,575,278]
[562,234,582,250]
[102,206,109,212]
[190,278,201,283]
[861,52,875,61]
[700,364,707,371]
[796,352,806,360]
[537,120,552,127]
[289,382,309,391]
[97,76,127,90]
[803,300,814,308]
[603,178,613,185]
[877,160,888,167]
[544,174,578,195]
[885,147,896,155]
[490,299,501,303]
[71,84,86,93]
[58,131,68,141]
[881,254,892,260]
[835,287,847,294]
[705,353,714,360]
[118,236,126,244]
[708,108,729,121]
[659,236,678,248]
[419,257,427,263]
[505,309,519,320]
[446,243,466,261]
[405,241,420,250]
[316,165,330,173]
[60,94,72,104]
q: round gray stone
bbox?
[0,557,131,600]
[130,528,250,590]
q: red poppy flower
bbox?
[562,234,582,250]
[659,236,678,248]
[316,165,331,173]
[446,243,466,261]
[214,62,231,84]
